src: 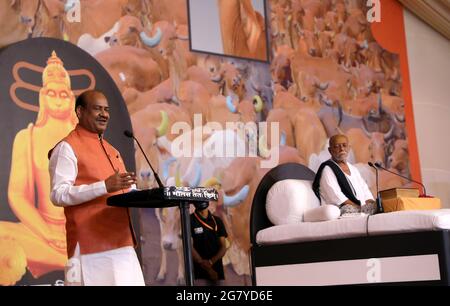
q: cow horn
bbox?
[258,134,271,158]
[175,165,183,187]
[176,33,189,40]
[319,92,333,107]
[156,110,169,137]
[253,95,264,113]
[210,74,223,83]
[377,93,383,114]
[140,27,162,47]
[384,123,395,141]
[189,164,202,188]
[280,131,286,146]
[251,79,260,92]
[362,121,372,138]
[226,96,237,113]
[182,161,202,188]
[162,157,177,181]
[316,81,329,91]
[359,39,368,49]
[223,185,250,207]
[395,113,405,123]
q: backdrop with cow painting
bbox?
[0,0,419,286]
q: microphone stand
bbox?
[374,162,427,197]
[368,162,383,213]
[124,131,164,188]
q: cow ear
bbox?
[239,0,262,54]
[10,0,19,9]
[43,0,64,18]
[387,142,394,155]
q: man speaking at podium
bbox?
[48,90,145,286]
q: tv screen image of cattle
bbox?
[188,0,269,62]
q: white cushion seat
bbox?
[257,209,450,245]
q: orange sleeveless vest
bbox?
[62,125,135,258]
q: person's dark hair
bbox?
[75,90,105,111]
[194,201,209,211]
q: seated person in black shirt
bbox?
[191,201,228,286]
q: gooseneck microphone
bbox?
[368,162,383,213]
[373,162,427,196]
[124,130,164,188]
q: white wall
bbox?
[403,9,450,207]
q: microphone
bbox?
[124,130,164,188]
[373,162,427,196]
[368,162,383,213]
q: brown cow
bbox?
[302,0,329,30]
[270,2,293,48]
[196,54,224,83]
[270,45,294,89]
[341,8,369,42]
[61,0,128,43]
[331,33,363,70]
[341,94,379,118]
[350,64,385,99]
[185,66,222,96]
[0,0,30,48]
[297,29,320,57]
[387,139,409,176]
[221,63,246,102]
[14,0,40,34]
[21,0,129,43]
[95,45,162,93]
[217,0,268,61]
[346,125,395,167]
[123,79,173,114]
[290,55,352,108]
[324,11,341,33]
[108,15,168,79]
[148,20,196,102]
[154,205,185,284]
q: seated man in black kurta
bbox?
[191,201,228,286]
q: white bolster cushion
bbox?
[266,179,320,225]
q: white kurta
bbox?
[49,141,145,286]
[319,161,374,207]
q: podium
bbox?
[107,186,219,286]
